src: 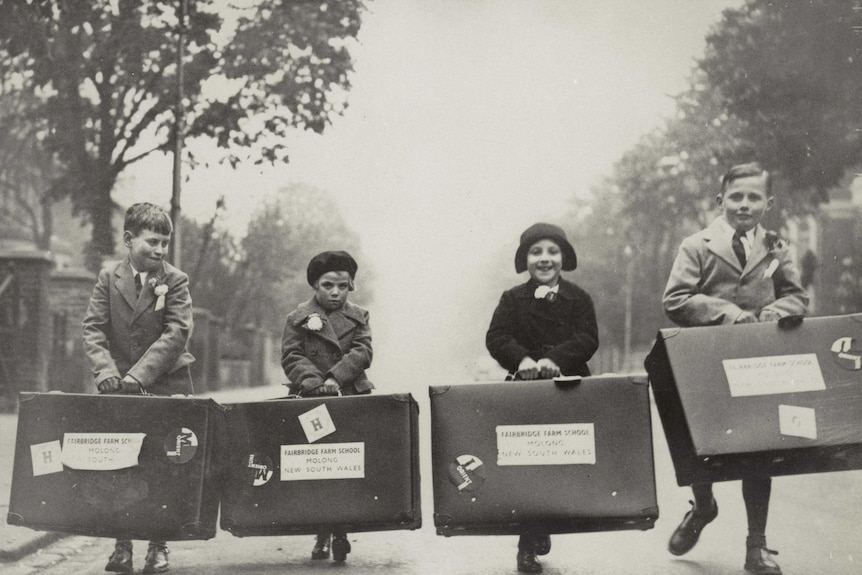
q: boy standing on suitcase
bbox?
[661,163,808,575]
[83,202,195,574]
[281,250,373,562]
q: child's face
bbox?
[314,271,352,311]
[526,239,562,286]
[124,228,170,273]
[717,174,773,232]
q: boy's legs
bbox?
[742,476,781,574]
[668,482,719,556]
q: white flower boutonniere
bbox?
[306,313,324,331]
[148,277,169,311]
[763,230,788,279]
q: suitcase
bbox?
[7,392,225,540]
[645,314,862,486]
[429,377,657,536]
[219,394,421,536]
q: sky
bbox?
[119,0,743,391]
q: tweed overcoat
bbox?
[282,298,373,395]
[82,256,195,395]
[663,218,808,327]
[486,278,598,377]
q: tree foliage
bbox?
[700,0,862,202]
[184,184,370,334]
[0,0,367,269]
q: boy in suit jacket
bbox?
[82,202,195,574]
[281,250,373,562]
[661,163,808,575]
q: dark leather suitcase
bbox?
[429,377,657,536]
[7,392,225,540]
[219,394,421,536]
[646,314,862,486]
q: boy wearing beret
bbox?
[281,250,373,561]
[659,163,808,575]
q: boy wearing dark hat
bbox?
[486,222,599,573]
[281,250,373,562]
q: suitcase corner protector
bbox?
[6,512,25,525]
[658,327,681,339]
[429,386,451,397]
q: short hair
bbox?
[124,202,173,236]
[720,162,772,196]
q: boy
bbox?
[82,202,195,574]
[281,250,373,562]
[661,163,808,575]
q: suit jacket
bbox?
[281,298,374,395]
[82,256,195,395]
[486,278,598,377]
[663,218,809,327]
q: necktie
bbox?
[732,230,746,268]
[134,273,142,297]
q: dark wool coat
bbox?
[282,298,374,395]
[486,278,599,377]
[82,256,195,396]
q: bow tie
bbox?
[534,285,559,302]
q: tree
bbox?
[699,0,862,204]
[0,60,61,250]
[0,0,368,270]
[183,184,370,334]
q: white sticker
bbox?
[778,405,818,440]
[280,442,365,481]
[723,354,826,397]
[298,403,336,443]
[31,440,64,477]
[61,433,146,470]
[496,424,596,466]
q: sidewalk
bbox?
[0,385,287,563]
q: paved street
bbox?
[2,386,862,574]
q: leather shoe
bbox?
[668,499,718,556]
[105,543,133,573]
[534,534,551,556]
[516,550,542,573]
[142,544,170,574]
[311,534,331,560]
[332,535,351,563]
[744,546,782,575]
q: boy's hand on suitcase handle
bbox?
[97,376,142,394]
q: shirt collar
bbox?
[718,217,756,243]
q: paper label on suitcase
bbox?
[30,440,64,476]
[722,354,826,397]
[61,433,146,470]
[298,404,336,443]
[496,424,596,465]
[280,442,365,480]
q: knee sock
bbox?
[742,476,771,547]
[691,482,715,512]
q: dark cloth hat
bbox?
[514,222,577,273]
[307,251,358,285]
